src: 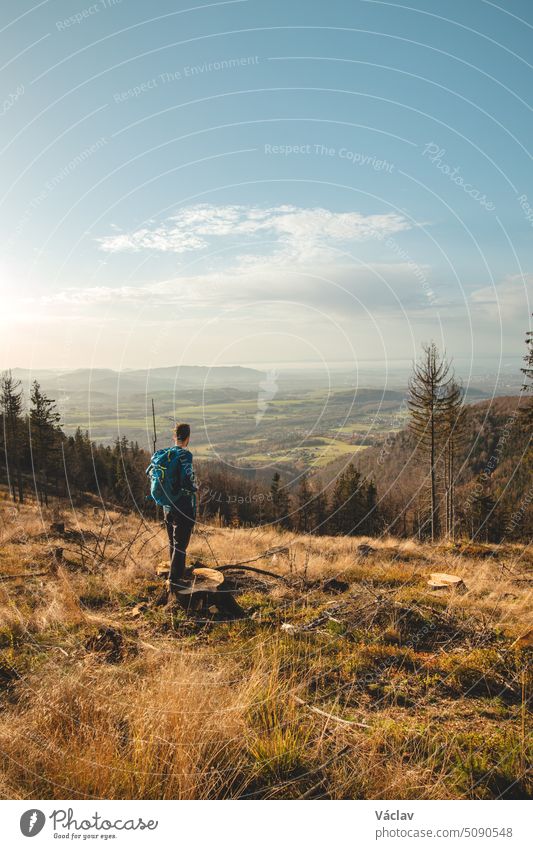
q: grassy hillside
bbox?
[0,497,531,799]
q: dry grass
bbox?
[0,497,531,799]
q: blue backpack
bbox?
[146,446,185,508]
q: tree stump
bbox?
[357,543,376,558]
[322,577,349,594]
[428,572,467,593]
[174,567,245,617]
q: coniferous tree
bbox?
[270,472,291,528]
[329,464,367,535]
[408,344,454,541]
[470,488,498,542]
[1,371,24,503]
[29,380,61,505]
[295,474,313,533]
[364,479,379,535]
[113,436,131,503]
[312,487,329,534]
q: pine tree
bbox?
[270,472,291,528]
[0,371,25,503]
[65,428,96,494]
[29,381,61,505]
[113,436,131,504]
[312,487,329,534]
[364,479,379,535]
[408,344,454,541]
[470,488,497,542]
[329,464,365,535]
[296,474,313,533]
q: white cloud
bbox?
[97,203,412,259]
[38,260,432,316]
[470,274,532,321]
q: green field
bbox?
[61,386,407,473]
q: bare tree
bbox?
[521,316,533,387]
[441,379,466,539]
[521,315,533,427]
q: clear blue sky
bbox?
[1,0,532,373]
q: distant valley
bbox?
[10,364,518,474]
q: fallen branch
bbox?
[0,570,49,580]
[219,564,289,583]
[300,602,350,631]
[220,546,290,568]
[139,640,162,652]
[294,696,371,728]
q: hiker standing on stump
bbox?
[147,422,197,596]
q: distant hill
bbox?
[11,365,266,399]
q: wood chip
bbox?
[510,629,533,649]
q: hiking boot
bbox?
[168,578,191,593]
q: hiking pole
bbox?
[151,398,157,454]
[151,398,160,522]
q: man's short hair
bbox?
[174,422,191,442]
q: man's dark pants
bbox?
[164,497,195,591]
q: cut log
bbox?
[174,567,244,617]
[428,572,467,592]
